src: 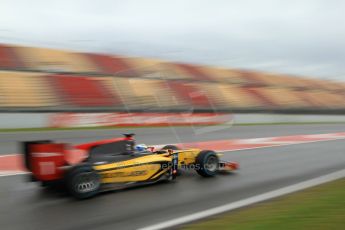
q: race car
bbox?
[22,134,238,199]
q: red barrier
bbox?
[49,112,233,128]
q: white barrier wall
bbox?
[0,113,345,129]
[0,113,49,128]
[233,113,345,124]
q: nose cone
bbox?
[227,162,239,170]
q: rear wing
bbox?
[22,140,52,171]
[22,140,68,181]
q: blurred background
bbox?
[1,1,345,230]
[0,42,344,113]
[0,0,344,117]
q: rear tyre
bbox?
[161,145,179,150]
[40,181,49,187]
[66,165,100,199]
[195,150,219,177]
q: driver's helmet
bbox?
[135,144,148,152]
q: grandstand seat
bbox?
[316,91,345,108]
[0,71,58,107]
[1,43,345,112]
[173,63,212,81]
[263,74,308,88]
[86,53,138,76]
[14,47,99,73]
[199,67,250,84]
[295,90,345,109]
[310,79,345,92]
[242,87,277,108]
[0,45,22,69]
[51,75,119,107]
[114,60,193,80]
[151,63,194,80]
[198,83,265,108]
[254,87,309,108]
[167,81,214,108]
[124,57,162,73]
[225,85,268,108]
[237,70,267,86]
[248,72,288,87]
[109,77,183,109]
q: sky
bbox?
[0,0,345,81]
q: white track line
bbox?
[0,154,19,157]
[217,137,345,153]
[0,171,27,177]
[139,168,345,230]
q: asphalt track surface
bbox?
[0,124,345,230]
[1,124,345,154]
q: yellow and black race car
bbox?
[22,134,238,199]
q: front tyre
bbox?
[195,150,219,177]
[66,165,100,199]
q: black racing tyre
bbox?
[40,181,49,187]
[195,150,219,177]
[65,165,100,199]
[40,181,59,187]
[161,145,179,150]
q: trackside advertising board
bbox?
[49,113,233,128]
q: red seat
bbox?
[86,54,137,77]
[168,81,213,107]
[0,45,22,69]
[242,87,277,108]
[174,63,211,81]
[51,75,120,107]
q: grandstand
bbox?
[0,43,344,113]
